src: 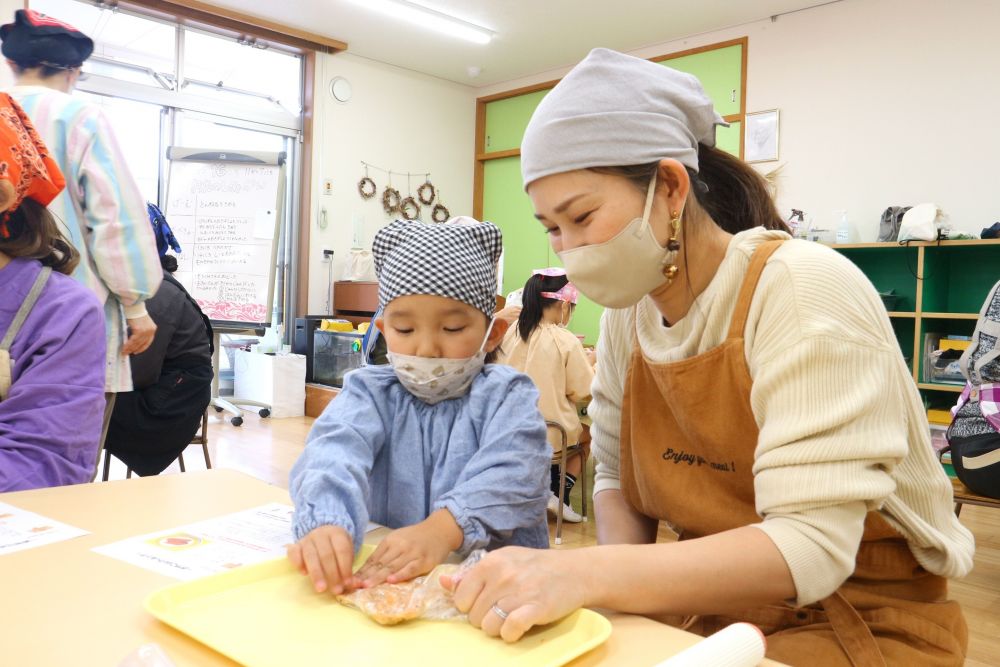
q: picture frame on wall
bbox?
[745,109,780,163]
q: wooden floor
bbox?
[102,413,1000,666]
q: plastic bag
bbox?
[336,550,484,625]
[898,203,945,242]
[343,249,376,282]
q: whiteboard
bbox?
[165,149,285,328]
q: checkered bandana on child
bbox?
[372,218,503,404]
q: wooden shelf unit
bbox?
[831,240,999,410]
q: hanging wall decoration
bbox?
[358,178,377,199]
[400,197,420,220]
[382,171,402,215]
[417,177,436,206]
[358,165,377,199]
[360,162,437,218]
[399,174,420,221]
[432,202,450,223]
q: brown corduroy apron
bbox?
[619,240,967,666]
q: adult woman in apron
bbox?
[447,49,974,665]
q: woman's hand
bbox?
[442,547,588,643]
[355,509,462,587]
[122,314,157,355]
[287,525,357,594]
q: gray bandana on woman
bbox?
[520,47,727,188]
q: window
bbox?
[27,0,305,331]
[175,114,288,154]
[182,29,302,115]
[76,92,163,202]
[33,0,176,88]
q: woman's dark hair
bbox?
[160,254,178,273]
[591,143,790,234]
[518,273,569,342]
[0,198,79,275]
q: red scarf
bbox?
[0,93,64,237]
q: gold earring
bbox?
[667,211,681,252]
[662,210,682,281]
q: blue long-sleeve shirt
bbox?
[290,364,550,555]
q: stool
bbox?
[546,421,588,546]
[952,476,1000,517]
[101,409,211,480]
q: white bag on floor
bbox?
[234,350,306,418]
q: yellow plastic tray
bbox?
[146,546,612,667]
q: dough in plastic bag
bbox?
[336,550,483,625]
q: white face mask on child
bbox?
[387,319,495,405]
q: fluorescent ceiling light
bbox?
[347,0,494,45]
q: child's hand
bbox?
[287,525,357,595]
[356,509,463,587]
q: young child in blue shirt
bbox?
[288,219,550,596]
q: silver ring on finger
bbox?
[491,603,509,620]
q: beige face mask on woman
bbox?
[556,174,679,309]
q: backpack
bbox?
[878,206,911,242]
[943,435,1000,499]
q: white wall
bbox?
[477,0,1000,240]
[307,53,476,314]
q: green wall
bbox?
[656,44,743,116]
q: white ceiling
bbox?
[213,0,836,87]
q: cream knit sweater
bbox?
[590,227,975,606]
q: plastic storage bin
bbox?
[313,330,363,387]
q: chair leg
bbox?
[555,446,567,546]
[954,502,963,517]
[579,450,588,522]
[201,410,211,468]
[126,468,132,479]
[101,450,111,482]
[178,451,186,472]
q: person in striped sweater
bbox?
[2,9,162,455]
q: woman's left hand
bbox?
[442,546,588,642]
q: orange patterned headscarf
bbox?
[0,93,64,237]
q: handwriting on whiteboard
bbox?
[165,159,281,324]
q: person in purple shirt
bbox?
[0,92,105,491]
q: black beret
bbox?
[0,9,94,68]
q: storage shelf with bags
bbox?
[831,239,1000,407]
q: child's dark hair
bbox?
[0,198,79,275]
[518,273,569,342]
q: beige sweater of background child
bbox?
[590,227,975,606]
[499,322,594,453]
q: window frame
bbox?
[29,0,315,333]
